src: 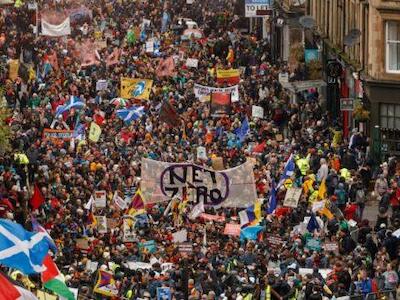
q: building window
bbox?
[380,103,400,129]
[386,21,400,73]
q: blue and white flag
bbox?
[116,106,145,124]
[0,219,52,274]
[266,181,277,214]
[55,96,85,118]
[161,11,170,33]
[31,217,57,254]
[234,117,249,142]
[277,154,296,189]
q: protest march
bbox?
[0,0,399,300]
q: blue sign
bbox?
[305,49,319,63]
[157,287,171,300]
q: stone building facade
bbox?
[307,0,400,158]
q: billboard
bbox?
[245,0,272,17]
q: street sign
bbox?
[340,98,354,111]
[245,0,272,18]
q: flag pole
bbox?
[35,2,39,39]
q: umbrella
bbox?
[183,29,203,39]
[110,98,128,107]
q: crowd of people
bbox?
[0,0,399,299]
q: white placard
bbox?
[126,261,152,270]
[197,146,207,160]
[94,190,107,208]
[85,260,99,273]
[252,105,264,119]
[123,218,136,242]
[95,216,107,233]
[172,229,188,243]
[279,72,289,83]
[186,58,198,68]
[96,79,108,91]
[283,187,302,208]
[145,41,154,53]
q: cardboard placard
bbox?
[283,188,302,208]
[211,157,224,170]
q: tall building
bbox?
[306,0,400,159]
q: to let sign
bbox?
[245,0,272,18]
[340,98,354,111]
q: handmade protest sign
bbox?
[123,218,136,242]
[223,223,241,236]
[283,188,302,208]
[94,190,107,208]
[141,158,256,208]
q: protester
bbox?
[0,1,399,300]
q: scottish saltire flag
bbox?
[277,154,296,189]
[307,213,320,232]
[234,117,249,142]
[116,106,145,124]
[31,216,57,253]
[55,96,85,118]
[0,219,52,274]
[266,181,277,214]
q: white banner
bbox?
[194,83,239,102]
[41,17,71,37]
[141,158,257,208]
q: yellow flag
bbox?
[9,59,19,80]
[318,179,327,200]
[120,78,153,100]
[319,207,334,220]
[89,122,102,143]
